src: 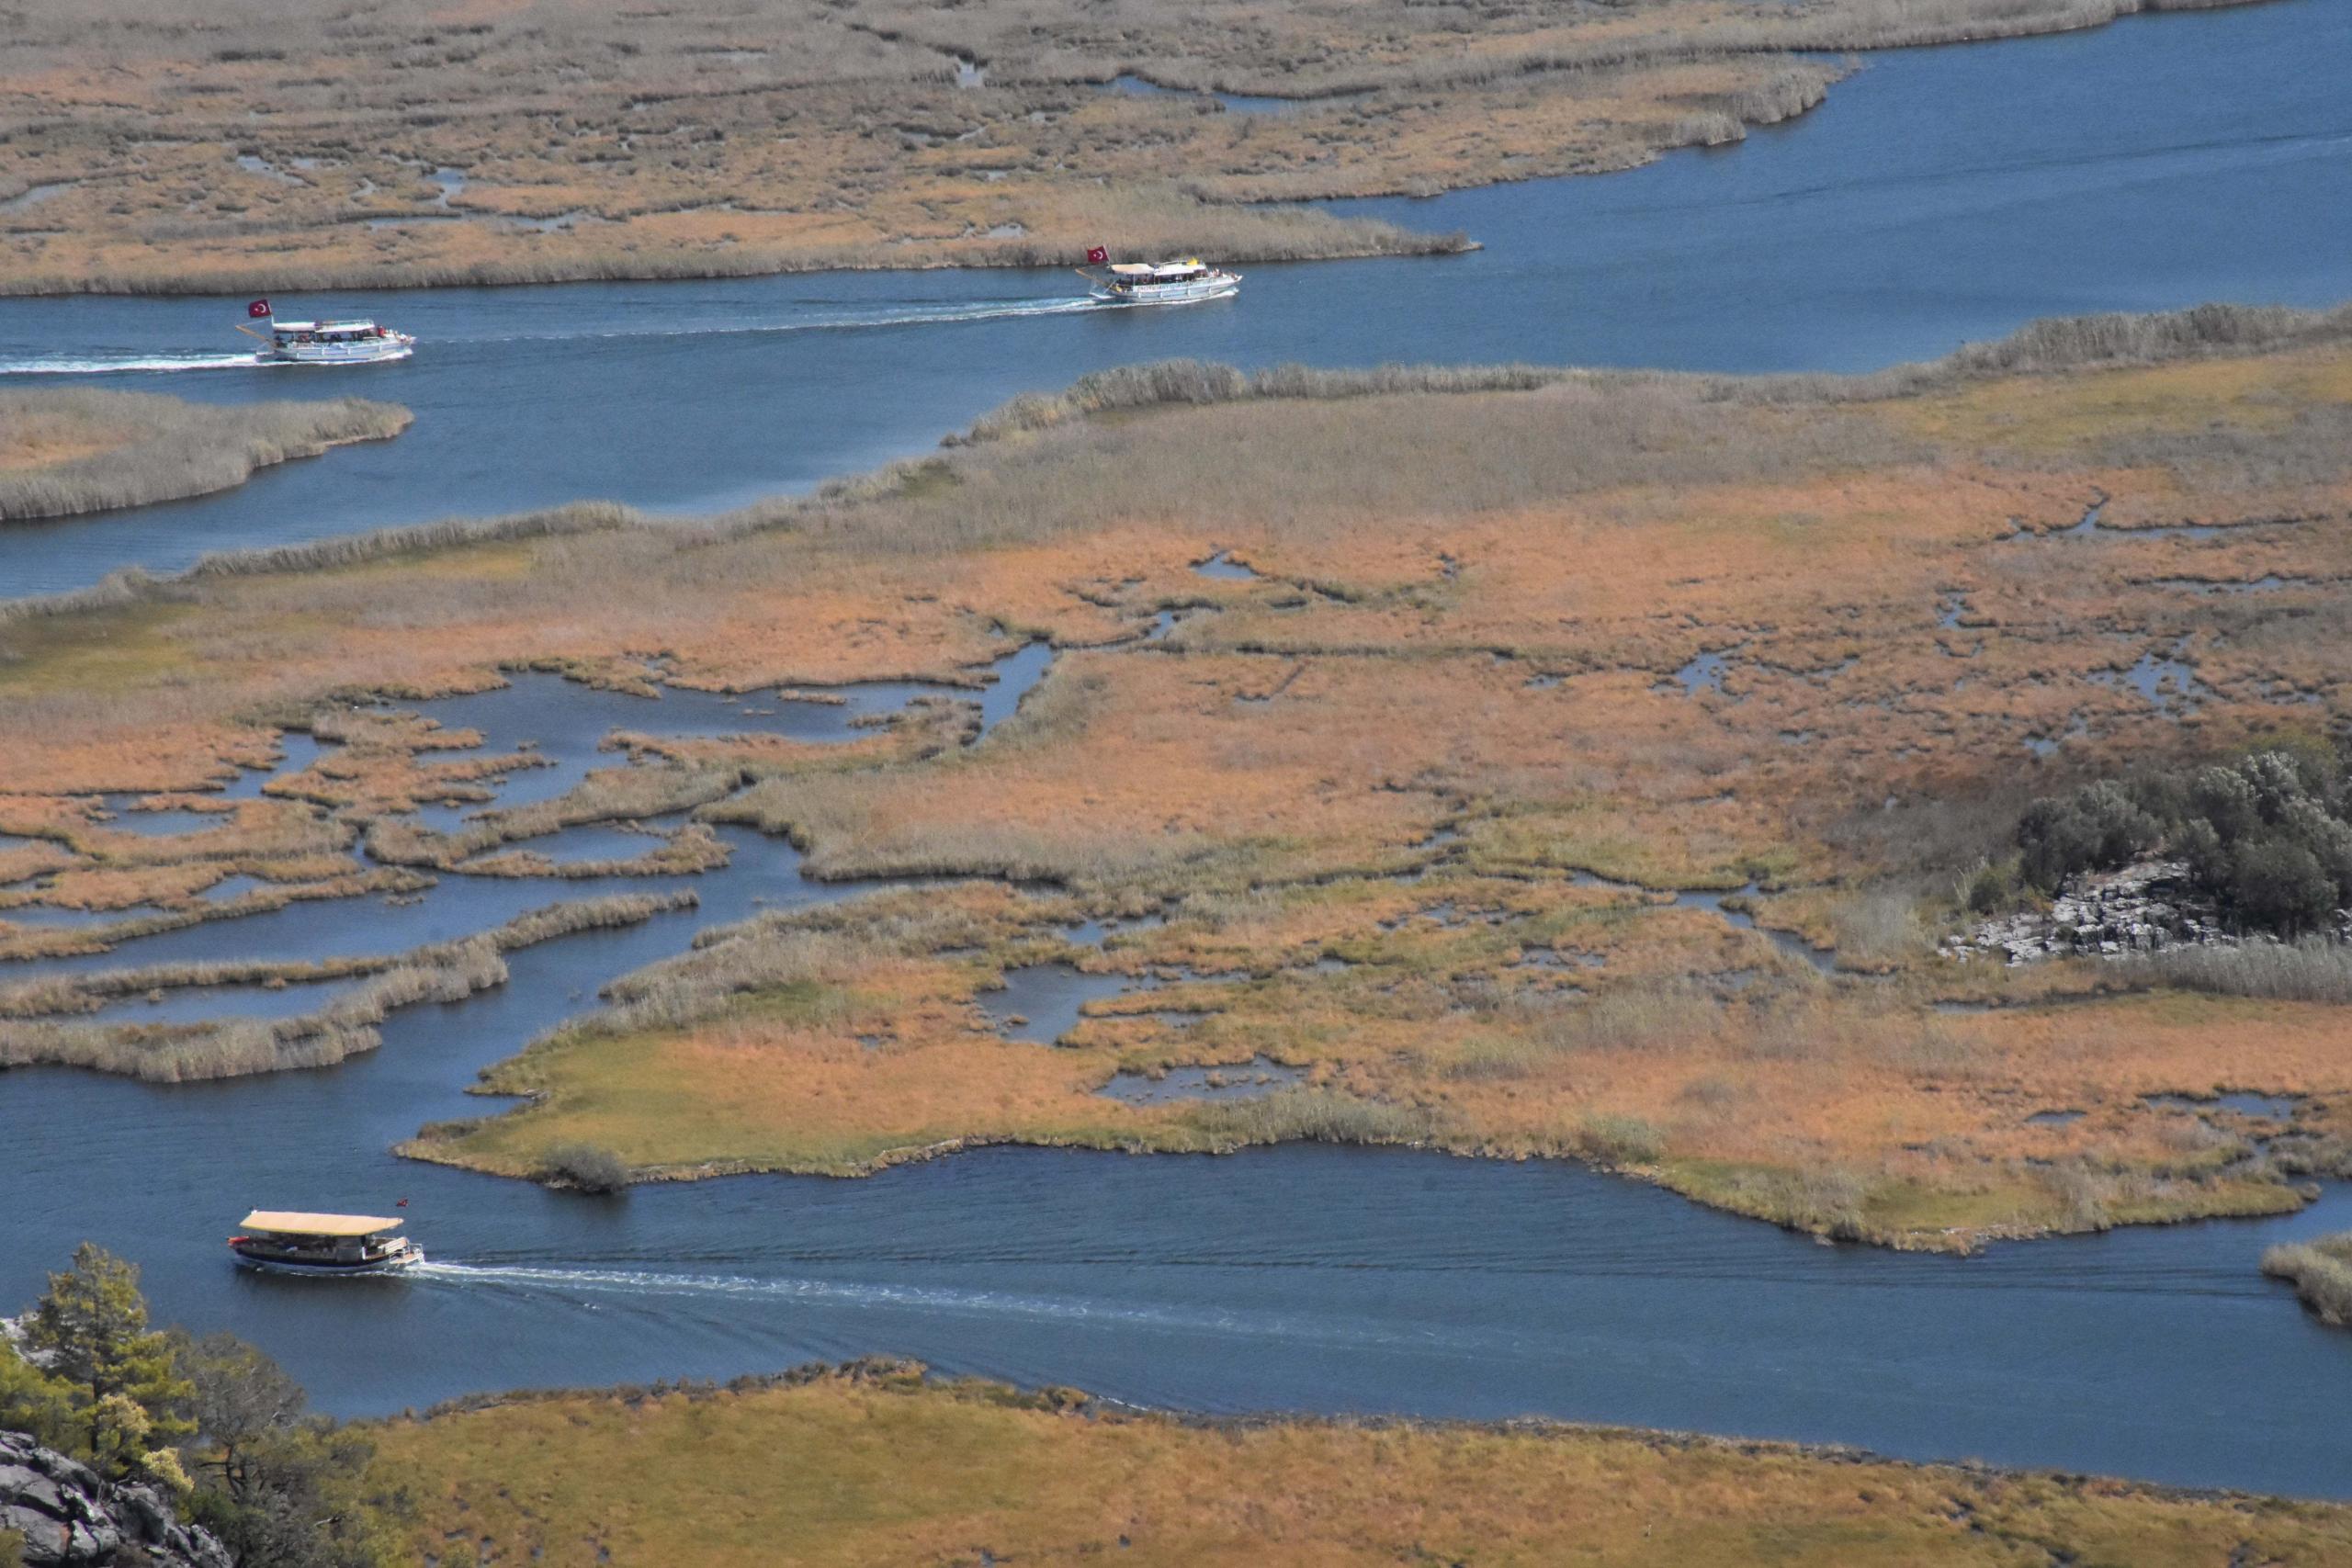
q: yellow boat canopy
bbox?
[239,1211,402,1237]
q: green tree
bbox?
[22,1243,193,1481]
[173,1330,307,1506]
[0,1337,72,1450]
[174,1331,405,1568]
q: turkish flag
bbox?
[1085,246,1108,266]
[246,299,271,318]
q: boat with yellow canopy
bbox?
[228,1211,423,1276]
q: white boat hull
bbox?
[231,1243,424,1277]
[256,338,413,367]
[1089,276,1240,307]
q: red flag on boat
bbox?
[246,299,271,318]
[1085,245,1108,265]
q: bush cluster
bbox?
[2017,745,2352,937]
[540,1143,630,1193]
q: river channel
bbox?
[0,0,2346,596]
[3,0,2351,1503]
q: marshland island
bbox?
[8,0,2352,1561]
[7,300,2352,1559]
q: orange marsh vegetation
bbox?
[3,306,2350,1246]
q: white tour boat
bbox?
[228,1211,423,1276]
[238,300,414,365]
[1080,256,1240,307]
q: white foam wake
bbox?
[0,353,272,376]
[0,298,1108,373]
[409,1260,1456,1352]
[471,294,1110,346]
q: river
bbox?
[3,0,2351,1503]
[0,0,2346,597]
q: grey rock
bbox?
[0,1427,232,1567]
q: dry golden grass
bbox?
[0,0,2267,292]
[404,867,2352,1246]
[366,1360,2352,1567]
[6,306,2352,1242]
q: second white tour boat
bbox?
[1081,257,1240,307]
[238,300,414,365]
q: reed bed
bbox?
[956,302,2352,445]
[0,389,412,521]
[1183,1088,1435,1149]
[187,501,640,580]
[2121,940,2352,1003]
[0,890,696,1079]
[366,765,742,871]
[2261,1232,2352,1326]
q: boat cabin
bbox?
[229,1210,419,1272]
[1103,260,1214,286]
[269,320,392,345]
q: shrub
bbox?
[2226,839,2339,937]
[539,1143,629,1193]
[1962,856,2023,915]
[1575,1113,1663,1166]
[2014,745,2352,936]
[2017,780,2162,891]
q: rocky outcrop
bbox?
[1949,856,2352,966]
[0,1431,229,1568]
[1947,858,2228,965]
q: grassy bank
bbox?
[2263,1231,2352,1326]
[0,389,411,521]
[2,302,2349,1246]
[366,1359,2352,1566]
[0,0,2279,295]
[0,892,695,1081]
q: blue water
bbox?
[4,0,2352,1501]
[1,0,2345,598]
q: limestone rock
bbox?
[0,1430,231,1568]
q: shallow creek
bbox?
[3,643,2351,1497]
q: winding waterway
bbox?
[1,0,2347,597]
[4,0,2352,1502]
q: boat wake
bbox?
[408,1260,1477,1353]
[0,352,271,376]
[469,293,1110,346]
[0,298,1111,376]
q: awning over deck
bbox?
[238,1211,402,1236]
